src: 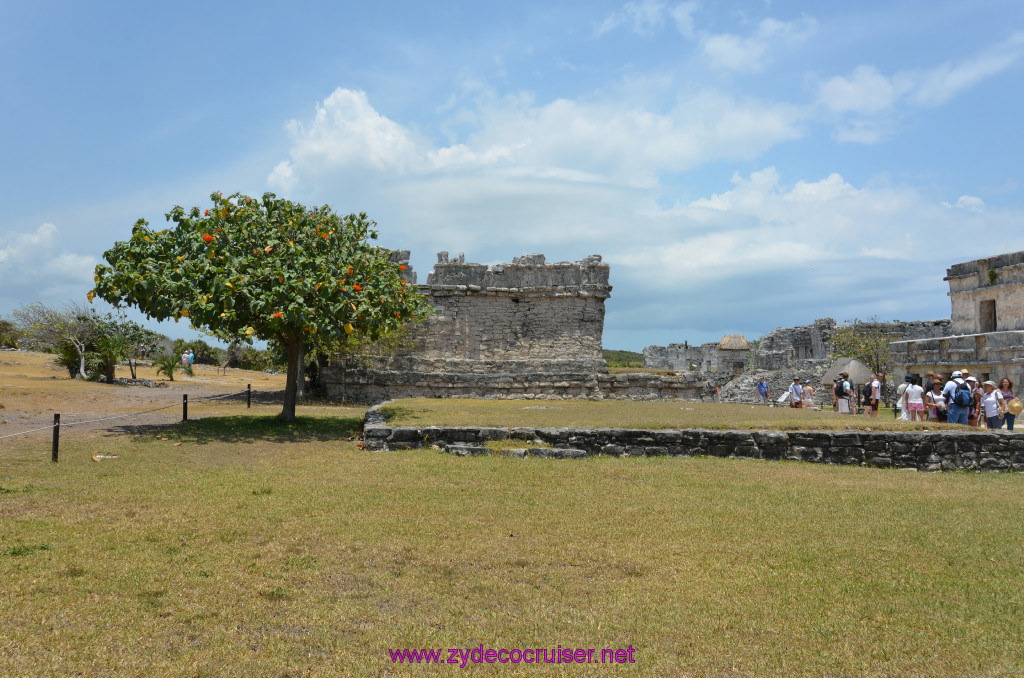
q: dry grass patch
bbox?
[1,416,1022,676]
[380,398,962,432]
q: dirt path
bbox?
[0,351,286,432]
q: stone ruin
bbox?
[892,250,1024,388]
[323,247,1024,406]
[323,252,706,403]
[645,318,951,407]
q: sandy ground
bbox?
[0,350,286,434]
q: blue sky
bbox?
[2,0,1023,350]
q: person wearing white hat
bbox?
[980,381,1007,429]
[942,371,971,425]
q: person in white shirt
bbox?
[789,377,803,408]
[896,375,911,421]
[903,376,926,422]
[924,382,947,422]
[868,373,883,419]
[980,380,1006,429]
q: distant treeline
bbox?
[603,349,644,368]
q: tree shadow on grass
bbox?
[119,414,363,444]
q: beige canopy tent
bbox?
[822,357,873,386]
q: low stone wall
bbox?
[335,363,707,403]
[363,412,1024,472]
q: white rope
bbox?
[0,424,56,440]
[0,388,252,440]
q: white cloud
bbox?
[941,195,985,212]
[0,223,97,307]
[818,32,1024,143]
[701,16,817,72]
[818,65,897,115]
[270,87,805,192]
[615,168,1012,286]
[594,0,674,37]
[274,89,422,182]
[908,31,1024,107]
[669,1,699,38]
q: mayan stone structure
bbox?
[892,250,1024,387]
[324,252,703,403]
[643,335,750,376]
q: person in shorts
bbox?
[835,372,852,414]
[756,377,771,406]
[903,375,926,422]
[868,373,883,419]
[789,377,803,408]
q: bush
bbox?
[172,339,222,366]
[152,353,181,381]
[0,319,20,348]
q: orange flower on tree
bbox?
[203,233,213,243]
[272,312,284,318]
[354,284,362,291]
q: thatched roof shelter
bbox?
[717,334,750,351]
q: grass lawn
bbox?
[379,398,965,432]
[1,409,1022,676]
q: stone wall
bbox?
[363,418,1024,472]
[642,342,748,376]
[324,252,706,403]
[891,330,1024,388]
[946,250,1024,334]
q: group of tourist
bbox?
[180,348,196,367]
[755,371,1021,430]
[894,371,1019,430]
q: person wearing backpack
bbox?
[942,371,971,425]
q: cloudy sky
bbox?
[2,1,1023,350]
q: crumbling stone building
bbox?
[892,250,1024,387]
[324,252,704,403]
[643,335,750,376]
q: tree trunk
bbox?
[75,341,87,379]
[295,343,306,400]
[279,335,301,422]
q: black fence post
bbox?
[247,384,251,409]
[51,413,60,463]
[182,394,188,422]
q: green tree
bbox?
[0,318,21,348]
[91,192,430,420]
[13,302,98,378]
[88,312,163,381]
[830,316,895,375]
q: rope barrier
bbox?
[0,387,253,442]
[0,424,59,440]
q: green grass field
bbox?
[1,407,1022,676]
[380,399,963,432]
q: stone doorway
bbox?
[980,299,997,333]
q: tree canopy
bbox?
[91,192,430,419]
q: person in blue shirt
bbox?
[942,371,970,425]
[756,377,771,406]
